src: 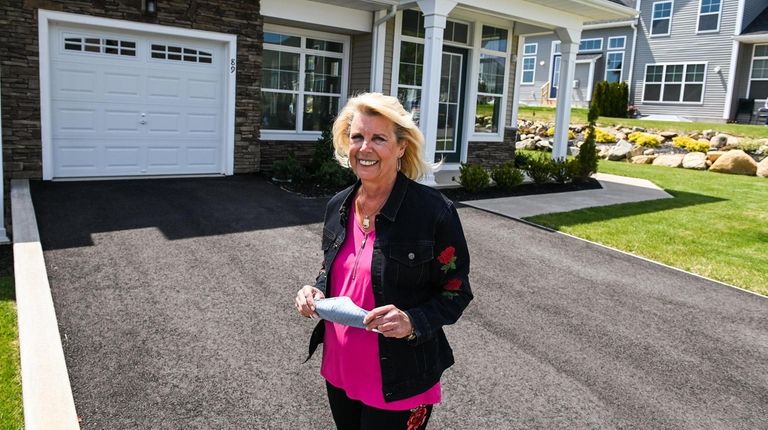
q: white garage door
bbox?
[49,23,227,178]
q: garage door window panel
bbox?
[151,44,213,63]
[64,35,136,57]
[262,28,347,134]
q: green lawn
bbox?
[518,106,768,139]
[0,275,23,429]
[526,161,768,297]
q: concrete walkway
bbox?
[461,173,672,219]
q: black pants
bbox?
[326,382,433,430]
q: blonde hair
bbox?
[331,93,431,181]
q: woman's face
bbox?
[348,113,406,186]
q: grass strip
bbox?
[0,275,23,429]
[526,161,768,296]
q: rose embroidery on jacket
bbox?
[437,246,457,273]
[441,278,462,298]
[407,405,428,430]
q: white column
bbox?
[0,69,8,244]
[510,35,526,128]
[552,27,581,161]
[417,0,457,184]
[370,9,389,93]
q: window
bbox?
[608,36,626,50]
[151,44,212,63]
[651,1,673,36]
[643,63,705,103]
[476,25,508,134]
[64,36,136,56]
[605,52,624,83]
[697,0,721,33]
[749,45,768,99]
[395,9,471,122]
[523,43,537,55]
[521,57,536,84]
[579,38,603,52]
[261,28,346,133]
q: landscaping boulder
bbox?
[682,152,708,170]
[630,145,645,157]
[660,131,678,140]
[597,145,611,158]
[706,151,725,163]
[632,126,646,132]
[538,140,553,150]
[516,138,537,150]
[757,157,768,178]
[631,155,656,164]
[709,150,758,176]
[652,153,685,168]
[568,146,580,157]
[615,132,627,141]
[607,139,633,161]
[710,134,728,149]
[701,129,715,140]
[643,148,656,155]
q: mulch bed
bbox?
[268,174,602,201]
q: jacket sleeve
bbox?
[405,202,473,345]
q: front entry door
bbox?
[435,46,467,163]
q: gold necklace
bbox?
[356,193,386,231]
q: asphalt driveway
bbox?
[31,176,767,429]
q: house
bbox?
[517,0,768,124]
[0,0,637,235]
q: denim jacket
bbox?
[306,172,473,402]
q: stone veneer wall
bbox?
[0,0,262,232]
[466,127,518,167]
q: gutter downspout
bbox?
[0,68,8,244]
[627,0,640,107]
[370,5,397,93]
[723,0,746,120]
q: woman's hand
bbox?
[364,305,413,339]
[295,285,324,318]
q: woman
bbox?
[294,93,472,430]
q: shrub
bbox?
[628,132,662,147]
[310,126,356,188]
[546,127,575,140]
[585,128,617,143]
[573,103,599,181]
[591,81,629,118]
[736,139,763,154]
[459,163,490,193]
[272,153,306,182]
[673,136,710,153]
[514,151,532,169]
[491,162,524,191]
[525,153,553,185]
[550,158,576,184]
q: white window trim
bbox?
[605,51,625,83]
[641,62,707,105]
[696,0,721,34]
[521,56,536,85]
[746,44,768,99]
[38,9,238,180]
[607,36,626,50]
[650,0,673,37]
[470,23,512,141]
[579,38,603,53]
[548,40,560,100]
[260,24,349,141]
[523,43,537,55]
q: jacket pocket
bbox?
[386,241,434,290]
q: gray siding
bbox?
[518,26,634,107]
[742,0,768,31]
[631,0,739,120]
[349,33,372,96]
[383,19,395,95]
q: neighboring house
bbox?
[0,0,636,233]
[517,0,768,123]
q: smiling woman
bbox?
[294,93,473,430]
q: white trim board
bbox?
[37,9,237,180]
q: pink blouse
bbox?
[321,205,441,410]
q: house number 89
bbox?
[230,59,236,74]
